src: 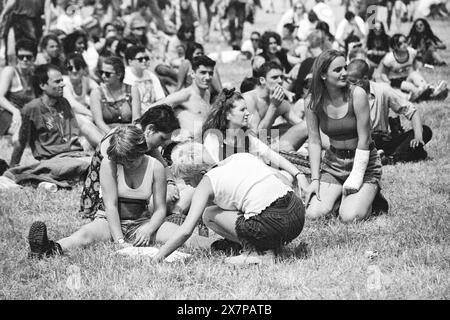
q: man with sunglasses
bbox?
[124,45,166,113]
[347,59,432,164]
[241,31,261,60]
[0,0,49,65]
[0,39,36,144]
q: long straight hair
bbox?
[307,50,346,113]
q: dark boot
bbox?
[28,221,63,259]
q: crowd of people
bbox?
[0,0,448,265]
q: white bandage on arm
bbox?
[343,148,370,195]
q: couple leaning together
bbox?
[27,50,385,265]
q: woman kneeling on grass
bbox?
[27,125,169,258]
[152,142,305,265]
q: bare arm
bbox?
[90,87,111,134]
[377,59,391,83]
[243,93,262,131]
[176,60,190,91]
[133,160,167,246]
[353,86,371,150]
[305,108,322,180]
[9,113,30,166]
[100,158,124,242]
[0,67,19,114]
[281,100,302,125]
[153,176,213,261]
[149,88,190,109]
[131,85,141,122]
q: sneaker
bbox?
[28,221,63,259]
[211,238,243,256]
[224,250,275,266]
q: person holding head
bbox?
[304,50,383,223]
[202,88,309,191]
[366,20,390,68]
[27,125,168,259]
[123,45,166,113]
[90,56,141,135]
[347,59,432,164]
[407,18,447,66]
[378,33,448,102]
[0,39,37,142]
[152,142,306,265]
[243,61,307,151]
[35,34,66,71]
[149,55,216,141]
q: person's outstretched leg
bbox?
[56,218,111,252]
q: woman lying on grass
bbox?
[27,125,210,259]
[152,142,306,265]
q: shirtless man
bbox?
[150,55,215,141]
[243,61,308,151]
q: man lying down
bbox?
[152,142,306,265]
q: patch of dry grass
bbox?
[1,6,449,300]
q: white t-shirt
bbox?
[62,75,99,106]
[124,67,166,112]
[382,47,417,81]
[205,153,291,220]
[335,16,367,43]
[203,132,270,163]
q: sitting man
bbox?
[149,55,216,142]
[152,142,305,265]
[243,61,308,151]
[347,59,432,164]
[4,64,94,187]
[123,45,166,113]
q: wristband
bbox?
[117,238,125,244]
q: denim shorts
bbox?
[235,191,305,252]
[320,146,382,186]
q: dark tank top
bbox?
[318,86,358,141]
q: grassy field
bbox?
[0,6,449,300]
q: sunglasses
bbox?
[67,65,81,72]
[17,54,34,61]
[133,26,146,31]
[135,56,150,63]
[100,70,116,78]
[251,38,260,42]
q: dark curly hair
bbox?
[202,88,244,136]
[260,31,281,53]
[135,104,180,134]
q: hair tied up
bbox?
[222,88,236,99]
